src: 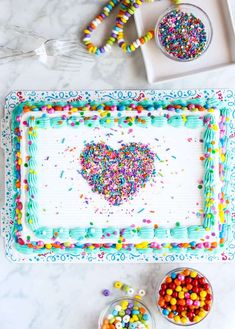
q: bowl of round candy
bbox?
[155,3,213,62]
[157,267,213,326]
[99,297,155,329]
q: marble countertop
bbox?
[0,1,235,329]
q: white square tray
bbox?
[134,0,235,84]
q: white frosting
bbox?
[19,109,221,244]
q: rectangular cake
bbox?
[8,94,232,259]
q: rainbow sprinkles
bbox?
[11,96,232,257]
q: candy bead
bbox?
[178,274,185,281]
[190,293,198,301]
[170,298,177,306]
[128,288,135,296]
[138,289,146,297]
[162,309,169,316]
[166,289,173,295]
[123,315,130,323]
[103,289,111,297]
[114,281,123,289]
[178,292,184,299]
[186,299,193,306]
[190,271,198,278]
[115,305,122,312]
[200,291,207,298]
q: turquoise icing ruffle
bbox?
[26,212,39,231]
[135,116,151,128]
[118,117,133,128]
[151,116,167,127]
[50,117,67,128]
[15,243,37,254]
[154,227,169,239]
[69,227,86,240]
[27,199,39,213]
[204,158,212,170]
[28,143,37,155]
[220,107,230,117]
[34,227,53,239]
[67,116,83,127]
[188,98,205,106]
[119,100,134,106]
[168,115,184,128]
[27,172,38,185]
[53,228,70,240]
[100,117,115,128]
[28,132,37,141]
[28,186,37,198]
[154,100,169,108]
[139,100,152,107]
[138,227,154,239]
[28,158,37,168]
[172,99,187,106]
[203,213,215,229]
[84,116,99,128]
[87,227,103,239]
[35,115,50,128]
[204,170,215,186]
[185,116,203,129]
[204,128,216,142]
[121,227,137,239]
[103,227,120,239]
[204,114,216,125]
[28,116,36,127]
[170,226,188,239]
[104,100,118,106]
[206,98,221,109]
[187,225,206,239]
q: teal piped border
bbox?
[10,100,230,254]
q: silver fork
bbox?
[0,25,94,70]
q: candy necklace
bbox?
[83,0,180,55]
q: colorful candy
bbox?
[157,268,213,325]
[103,289,112,297]
[80,142,155,206]
[82,0,155,55]
[100,299,152,329]
[157,8,208,61]
[114,281,123,289]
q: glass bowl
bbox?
[156,267,213,326]
[155,3,213,62]
[98,297,155,329]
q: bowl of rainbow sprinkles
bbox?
[155,3,213,62]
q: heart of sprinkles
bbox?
[80,142,156,206]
